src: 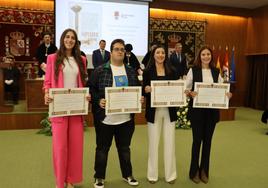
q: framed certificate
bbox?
[49,88,89,117]
[193,82,230,109]
[151,80,187,107]
[105,86,142,115]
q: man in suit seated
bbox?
[169,42,187,79]
[3,55,20,104]
[92,40,110,69]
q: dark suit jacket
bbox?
[92,49,110,69]
[123,52,140,72]
[169,52,187,78]
[35,43,57,77]
[261,110,268,123]
[141,51,152,68]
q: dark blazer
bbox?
[4,66,20,87]
[169,52,187,78]
[141,51,152,68]
[188,66,220,123]
[92,49,110,69]
[143,66,178,123]
[35,43,57,77]
[123,52,140,72]
[261,110,268,123]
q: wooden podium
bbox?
[0,63,14,112]
[25,79,48,112]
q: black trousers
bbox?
[189,109,217,178]
[4,83,19,102]
[94,120,135,179]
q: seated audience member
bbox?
[3,55,20,104]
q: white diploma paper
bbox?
[193,82,230,109]
[49,88,89,117]
[151,80,187,107]
[105,86,142,115]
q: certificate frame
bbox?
[193,82,230,109]
[151,80,187,107]
[105,86,142,115]
[49,88,89,117]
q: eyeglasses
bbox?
[113,48,125,52]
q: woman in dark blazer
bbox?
[185,46,232,184]
[143,45,179,184]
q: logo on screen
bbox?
[114,11,119,20]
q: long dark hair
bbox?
[145,45,174,75]
[55,28,86,83]
[194,46,215,69]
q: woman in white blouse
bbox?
[185,46,232,184]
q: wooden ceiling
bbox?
[165,0,268,9]
[0,0,54,11]
[1,0,268,11]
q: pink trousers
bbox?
[51,116,84,188]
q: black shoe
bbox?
[123,176,139,186]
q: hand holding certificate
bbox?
[193,82,230,109]
[105,86,142,115]
[151,80,187,107]
[49,88,89,117]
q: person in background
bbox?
[89,39,141,188]
[185,46,232,184]
[92,40,110,69]
[78,40,88,67]
[36,32,57,77]
[141,42,158,69]
[123,43,142,75]
[169,43,187,79]
[261,109,268,134]
[143,45,178,184]
[43,28,90,188]
[3,55,20,104]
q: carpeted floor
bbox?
[0,107,267,188]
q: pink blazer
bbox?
[43,53,86,90]
[43,53,87,122]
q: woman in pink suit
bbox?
[43,28,90,188]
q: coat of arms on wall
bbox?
[5,31,30,57]
[150,18,206,66]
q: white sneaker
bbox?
[123,176,139,186]
[94,178,104,188]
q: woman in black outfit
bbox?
[185,46,232,184]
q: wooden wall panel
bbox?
[150,9,248,106]
[246,5,268,54]
[0,113,46,130]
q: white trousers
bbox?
[147,107,177,182]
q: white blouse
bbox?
[186,68,223,90]
[63,57,79,88]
